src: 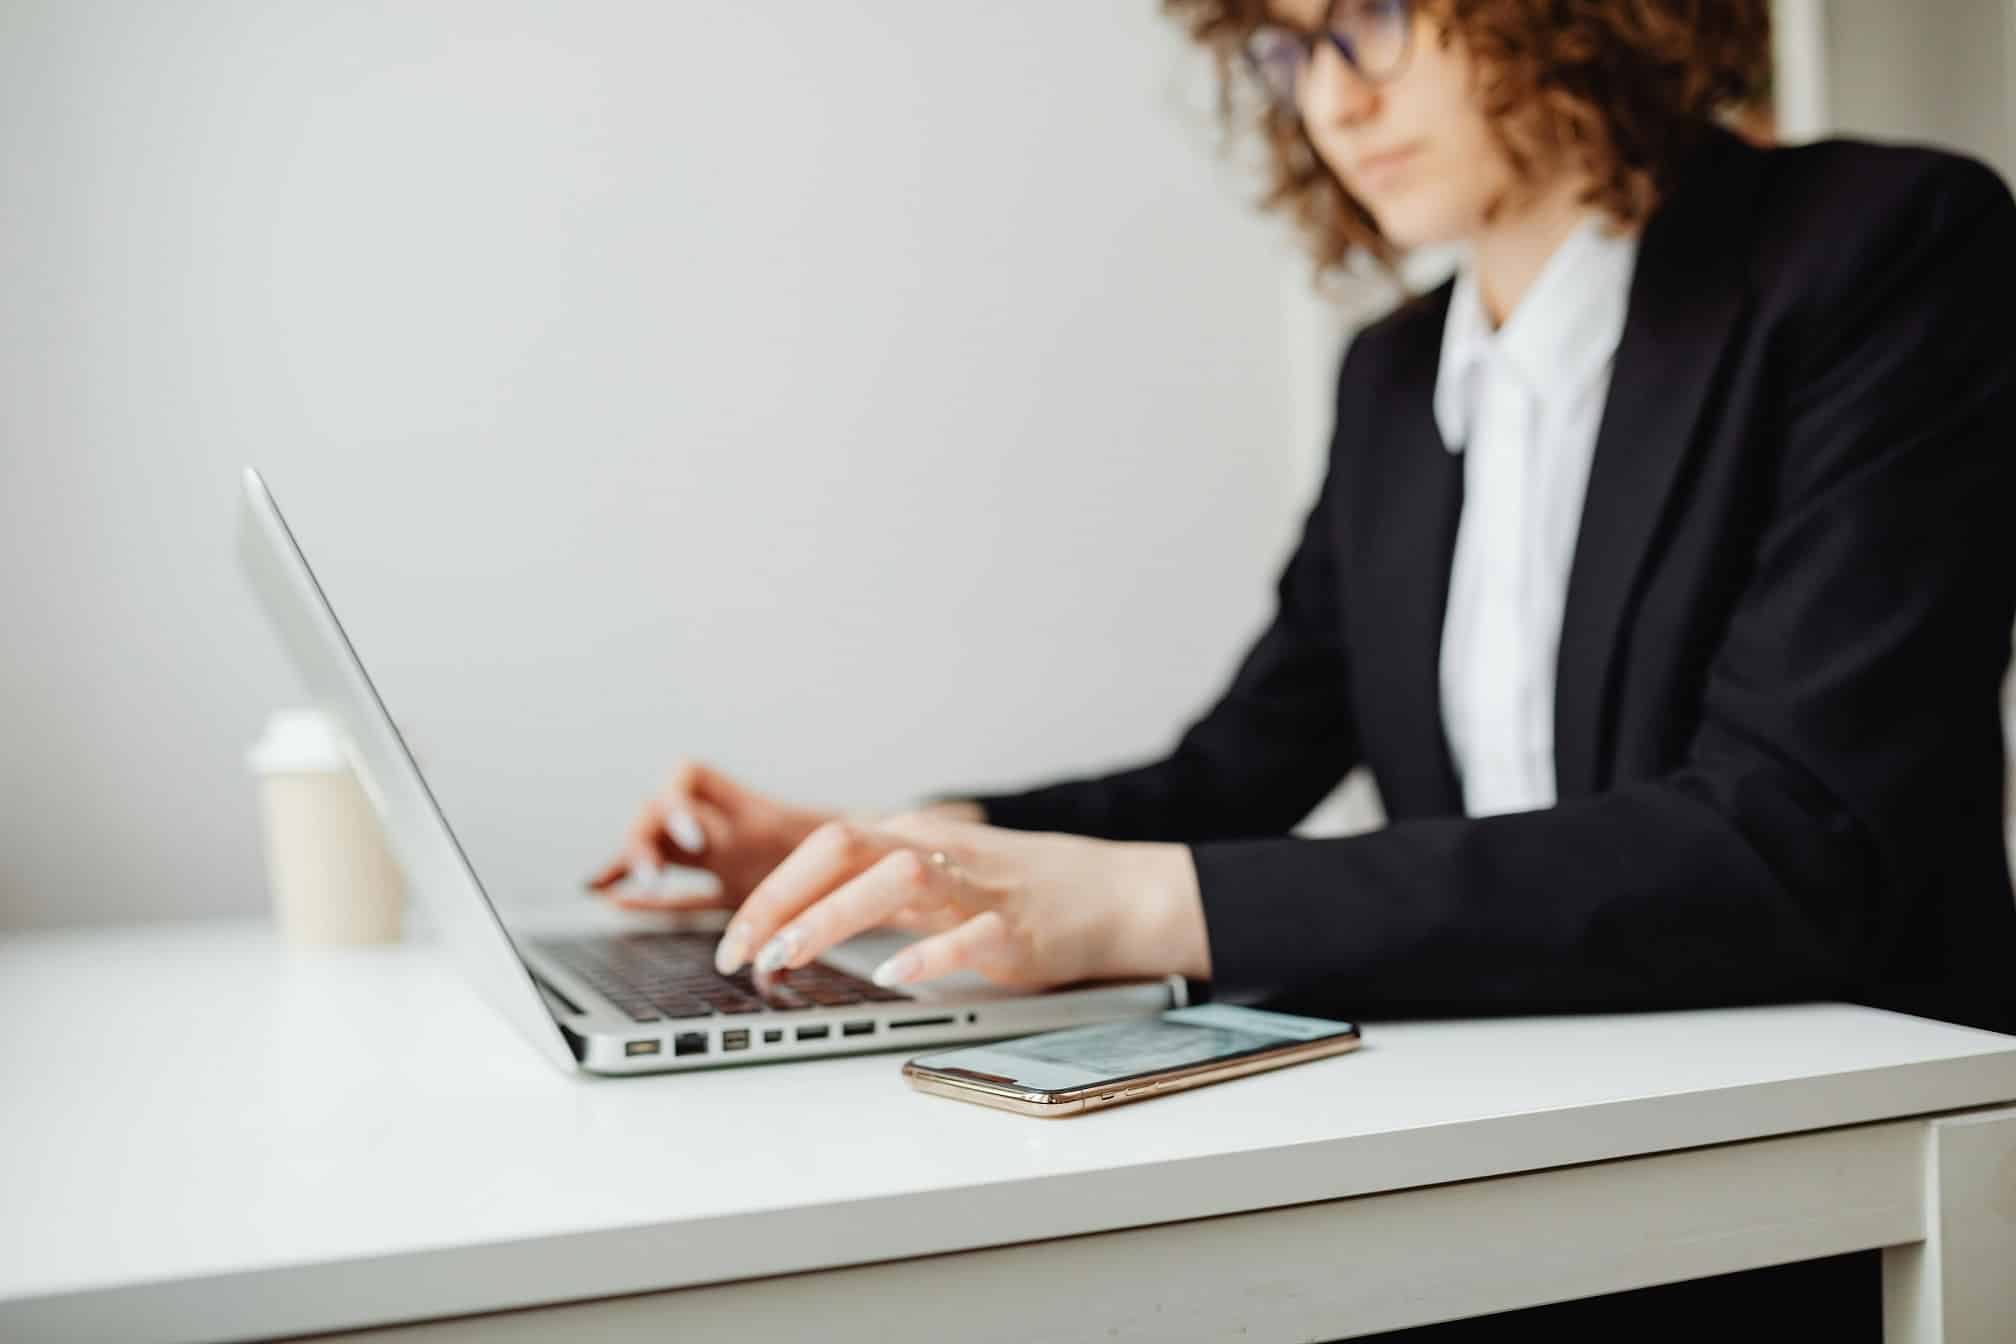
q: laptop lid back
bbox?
[236,467,579,1072]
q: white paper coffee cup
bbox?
[248,709,404,945]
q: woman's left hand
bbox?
[711,813,1211,991]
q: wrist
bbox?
[837,799,984,831]
[1110,842,1211,981]
[918,799,986,824]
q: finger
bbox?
[596,859,729,910]
[659,759,713,855]
[609,852,731,911]
[624,830,676,889]
[715,820,884,974]
[755,849,948,973]
[588,766,734,893]
[585,803,673,891]
[660,796,732,862]
[606,794,674,880]
[664,806,706,855]
[871,910,1012,988]
[585,856,632,891]
[664,756,751,815]
[600,807,742,908]
[618,813,732,908]
[882,905,964,936]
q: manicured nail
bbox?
[715,925,750,975]
[627,858,661,891]
[652,877,705,904]
[754,927,802,975]
[667,808,706,855]
[872,950,920,988]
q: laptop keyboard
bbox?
[533,931,911,1023]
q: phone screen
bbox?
[912,1004,1357,1094]
[1008,1016,1287,1075]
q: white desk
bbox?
[3,921,2014,1343]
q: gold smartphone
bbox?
[902,1003,1361,1117]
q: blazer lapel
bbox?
[1356,290,1466,815]
[1553,128,1764,799]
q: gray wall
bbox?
[1822,0,2015,184]
[1,2,1320,927]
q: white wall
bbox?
[0,2,1325,927]
[1818,0,2015,184]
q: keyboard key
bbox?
[533,931,895,1022]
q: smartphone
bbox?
[902,1003,1361,1117]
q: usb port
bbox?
[624,1039,662,1057]
[842,1020,875,1037]
[796,1025,830,1041]
[722,1029,750,1052]
[674,1032,709,1057]
[762,1028,784,1044]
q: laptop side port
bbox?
[674,1032,709,1057]
[722,1029,751,1052]
[842,1020,875,1037]
[625,1039,663,1057]
[762,1028,784,1044]
[796,1025,830,1041]
[888,1015,955,1030]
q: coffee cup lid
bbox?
[247,708,349,774]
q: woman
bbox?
[591,1,2016,1336]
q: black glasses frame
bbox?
[1242,0,1415,106]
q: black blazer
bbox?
[974,127,2016,1036]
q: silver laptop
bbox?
[236,467,1180,1075]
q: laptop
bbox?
[236,468,1181,1075]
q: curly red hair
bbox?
[1163,0,1772,274]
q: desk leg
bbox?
[1883,1106,2016,1344]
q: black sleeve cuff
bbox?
[1191,839,1304,1006]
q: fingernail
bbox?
[655,865,706,900]
[754,927,802,974]
[872,950,919,988]
[715,926,749,976]
[627,858,661,890]
[667,808,706,855]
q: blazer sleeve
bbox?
[1194,157,2016,1014]
[957,349,1368,843]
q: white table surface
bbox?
[5,920,2015,1343]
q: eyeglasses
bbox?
[1243,0,1414,108]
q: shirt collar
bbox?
[1432,214,1641,454]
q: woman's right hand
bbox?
[584,759,832,912]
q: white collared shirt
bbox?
[1434,215,1640,817]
